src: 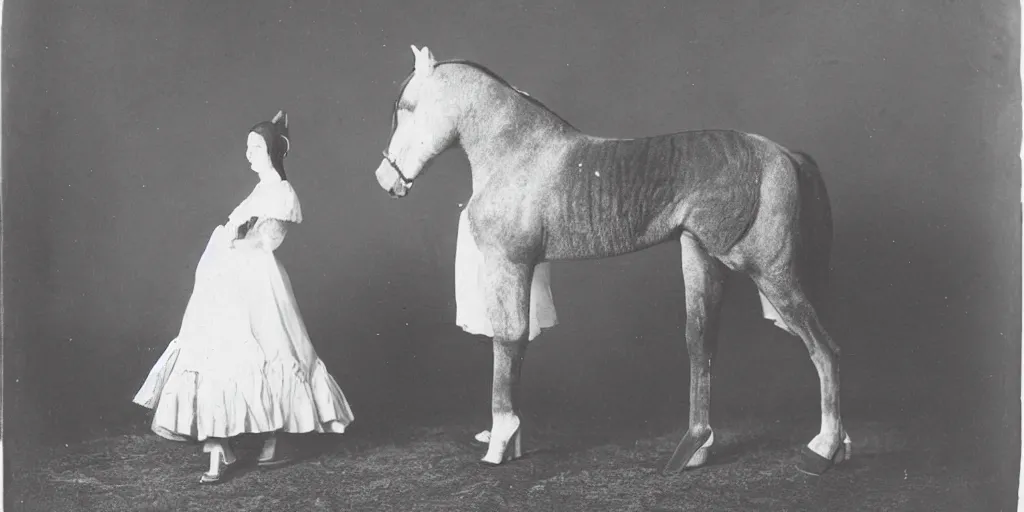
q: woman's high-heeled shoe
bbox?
[257,453,293,469]
[257,435,292,469]
[199,450,236,484]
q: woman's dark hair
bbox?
[249,111,290,180]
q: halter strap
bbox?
[382,151,414,186]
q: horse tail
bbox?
[787,150,834,325]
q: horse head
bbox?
[374,45,460,198]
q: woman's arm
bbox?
[230,218,290,251]
[235,216,259,239]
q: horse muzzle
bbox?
[375,158,411,198]
[389,180,410,198]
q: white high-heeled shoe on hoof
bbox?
[479,425,522,465]
[474,430,491,444]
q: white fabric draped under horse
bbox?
[133,180,354,442]
[454,206,786,338]
[454,205,787,338]
[455,208,558,341]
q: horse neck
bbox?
[451,78,577,192]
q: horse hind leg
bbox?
[663,234,726,474]
[754,270,849,475]
[479,256,533,465]
[759,290,797,336]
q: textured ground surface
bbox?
[7,410,1013,512]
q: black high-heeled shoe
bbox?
[257,436,293,469]
[795,434,851,476]
[257,453,293,469]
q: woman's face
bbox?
[246,131,273,174]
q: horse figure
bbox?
[373,45,851,476]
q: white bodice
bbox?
[226,180,303,251]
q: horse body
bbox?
[464,115,771,264]
[374,46,848,476]
[542,130,770,262]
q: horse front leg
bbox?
[479,256,533,465]
[664,234,726,474]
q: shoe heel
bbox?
[504,428,522,461]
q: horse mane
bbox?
[392,59,577,130]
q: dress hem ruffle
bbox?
[133,338,354,442]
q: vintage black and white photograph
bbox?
[3,1,1020,510]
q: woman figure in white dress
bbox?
[133,110,354,484]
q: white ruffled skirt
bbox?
[133,226,354,442]
[454,209,558,341]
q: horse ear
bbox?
[271,110,284,124]
[410,45,422,67]
[412,44,436,76]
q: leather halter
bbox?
[382,151,413,187]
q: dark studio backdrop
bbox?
[3,0,1020,485]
